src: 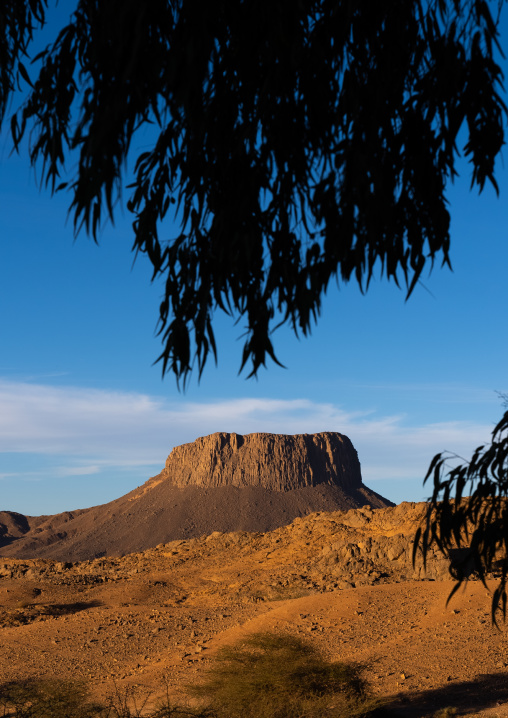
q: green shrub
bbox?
[187,632,380,718]
[0,678,102,718]
[0,634,382,718]
[0,679,210,718]
[433,709,457,718]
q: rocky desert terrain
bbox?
[2,432,507,717]
[1,502,508,717]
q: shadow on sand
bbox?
[383,672,508,717]
[40,600,104,616]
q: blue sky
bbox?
[1,8,507,515]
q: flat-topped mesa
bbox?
[161,431,363,491]
[0,430,393,560]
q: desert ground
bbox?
[1,505,508,717]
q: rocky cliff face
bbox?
[159,431,363,491]
[0,431,392,560]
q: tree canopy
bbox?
[413,396,508,623]
[3,0,508,617]
[415,403,508,623]
[2,0,505,383]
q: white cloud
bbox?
[0,379,495,498]
[53,465,101,477]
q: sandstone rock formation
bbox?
[0,431,392,561]
[0,502,457,587]
[159,431,362,491]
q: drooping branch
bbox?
[415,410,508,624]
[6,0,507,383]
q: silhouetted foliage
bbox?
[2,0,505,383]
[415,408,508,624]
[3,2,508,613]
[0,0,46,122]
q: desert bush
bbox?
[186,631,380,718]
[0,678,102,718]
[0,679,212,718]
[103,683,152,718]
[104,683,210,718]
[0,635,381,718]
[103,679,214,718]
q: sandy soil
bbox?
[1,564,508,716]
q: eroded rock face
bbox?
[0,431,392,560]
[160,432,363,491]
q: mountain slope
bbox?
[0,431,393,560]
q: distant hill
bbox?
[0,431,393,561]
